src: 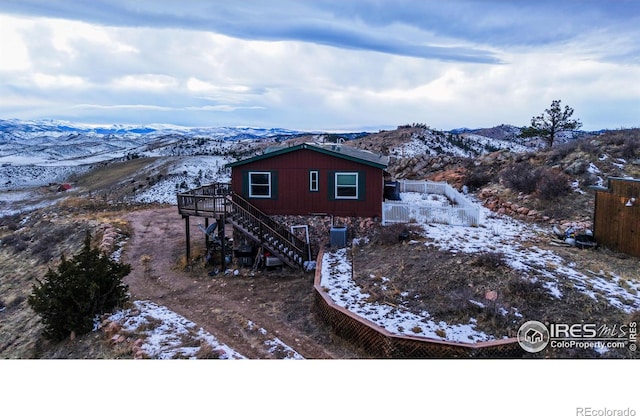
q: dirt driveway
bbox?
[121,206,365,359]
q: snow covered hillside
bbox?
[0,119,305,192]
[390,128,533,158]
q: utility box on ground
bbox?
[330,226,348,248]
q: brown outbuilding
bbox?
[592,177,640,257]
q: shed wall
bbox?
[593,179,640,257]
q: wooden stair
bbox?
[226,194,309,270]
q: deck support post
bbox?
[184,215,191,264]
[218,216,226,270]
[204,217,210,247]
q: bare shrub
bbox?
[602,131,628,146]
[621,136,639,159]
[0,214,22,231]
[578,139,599,155]
[195,341,222,359]
[472,251,507,269]
[372,223,411,245]
[1,234,18,248]
[500,161,539,194]
[30,223,81,264]
[534,197,579,220]
[464,165,493,190]
[504,277,548,307]
[2,234,28,252]
[547,140,579,164]
[536,168,571,200]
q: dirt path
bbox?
[121,206,365,359]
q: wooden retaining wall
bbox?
[313,251,523,358]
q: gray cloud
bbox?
[0,0,503,63]
[1,1,639,130]
[4,0,639,56]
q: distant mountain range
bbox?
[0,118,632,208]
[1,118,600,142]
[0,119,304,142]
[0,119,315,168]
[0,118,599,169]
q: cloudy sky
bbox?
[1,1,639,131]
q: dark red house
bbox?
[227,143,389,218]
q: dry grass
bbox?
[0,201,135,358]
[2,129,638,359]
[74,157,159,193]
[195,341,222,359]
[352,239,635,357]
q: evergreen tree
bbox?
[520,100,582,148]
[28,231,130,341]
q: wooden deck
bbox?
[177,183,231,218]
[177,183,310,269]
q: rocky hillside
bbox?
[1,122,638,359]
[342,126,639,229]
[270,124,639,228]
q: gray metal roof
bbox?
[228,142,389,169]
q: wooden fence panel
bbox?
[594,191,640,257]
[620,200,640,257]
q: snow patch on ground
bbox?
[398,192,451,207]
[420,202,640,313]
[320,248,495,343]
[390,131,531,158]
[320,199,640,344]
[0,164,92,191]
[108,300,247,359]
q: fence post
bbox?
[381,203,386,225]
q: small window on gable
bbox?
[335,172,358,199]
[249,172,271,198]
[309,170,319,192]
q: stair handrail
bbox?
[229,193,309,262]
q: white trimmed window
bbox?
[335,172,358,199]
[309,170,319,192]
[249,172,271,198]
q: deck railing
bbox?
[177,183,231,217]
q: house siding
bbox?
[230,148,385,217]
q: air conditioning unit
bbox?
[330,226,347,248]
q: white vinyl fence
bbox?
[382,180,480,227]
